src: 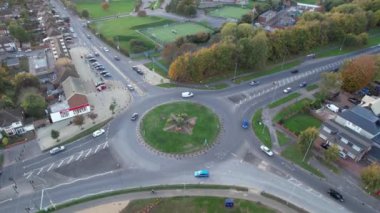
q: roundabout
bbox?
[140,101,220,154]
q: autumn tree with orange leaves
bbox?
[341,55,376,93]
[102,1,110,10]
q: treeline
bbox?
[166,0,198,17]
[168,1,380,82]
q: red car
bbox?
[96,84,106,91]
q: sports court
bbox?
[208,6,251,20]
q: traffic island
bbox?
[139,102,220,157]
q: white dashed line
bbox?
[85,148,92,158]
[46,163,55,172]
[66,156,74,164]
[24,171,33,179]
[94,144,101,153]
[36,168,44,176]
[103,141,109,149]
[76,150,84,161]
[57,160,65,168]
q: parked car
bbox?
[348,97,361,105]
[181,92,194,98]
[92,129,105,137]
[328,189,344,202]
[88,58,97,63]
[326,104,340,113]
[96,67,106,71]
[194,170,209,178]
[132,66,139,71]
[131,113,139,121]
[25,49,32,53]
[86,34,91,39]
[320,142,330,150]
[260,145,274,156]
[102,47,109,52]
[283,87,292,93]
[97,84,106,91]
[49,146,65,155]
[127,84,134,91]
[100,71,108,75]
[249,80,259,86]
[114,56,120,61]
[94,52,99,57]
[339,151,347,159]
[95,82,105,87]
[290,69,299,74]
[241,119,249,129]
[299,81,307,88]
[102,72,112,77]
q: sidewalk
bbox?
[57,189,299,213]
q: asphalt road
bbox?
[1,0,380,212]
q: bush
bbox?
[81,10,89,19]
[186,32,210,43]
[2,137,9,146]
[129,39,150,53]
[137,10,147,17]
[51,129,60,140]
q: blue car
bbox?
[194,170,209,177]
[242,119,249,129]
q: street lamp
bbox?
[302,138,314,162]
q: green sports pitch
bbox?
[140,22,214,44]
[208,6,251,19]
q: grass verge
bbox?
[276,131,290,146]
[261,191,309,213]
[252,109,272,148]
[282,113,321,135]
[38,184,248,212]
[314,155,340,174]
[144,61,168,77]
[273,98,312,123]
[281,143,325,178]
[306,84,318,91]
[268,93,301,109]
[61,119,111,145]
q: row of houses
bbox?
[319,96,380,163]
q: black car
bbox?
[114,56,120,61]
[320,142,330,150]
[136,69,144,75]
[348,97,361,105]
[131,113,139,121]
[328,189,344,202]
[291,69,299,74]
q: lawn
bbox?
[276,130,290,146]
[252,109,272,148]
[122,196,276,213]
[268,93,301,109]
[282,113,321,135]
[91,16,172,53]
[296,0,318,4]
[140,22,214,44]
[208,6,251,19]
[306,84,318,91]
[144,61,168,77]
[281,143,325,178]
[75,0,136,19]
[141,102,220,153]
[273,98,312,123]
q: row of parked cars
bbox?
[86,54,112,78]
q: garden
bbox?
[140,102,220,154]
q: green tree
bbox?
[361,163,380,193]
[324,144,340,163]
[13,72,40,90]
[319,72,342,97]
[221,22,238,42]
[2,137,9,146]
[297,127,319,159]
[51,129,60,140]
[21,94,46,118]
[9,22,30,46]
[73,115,85,129]
[81,9,89,18]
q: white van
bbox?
[326,104,340,113]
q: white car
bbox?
[49,146,65,155]
[102,47,109,52]
[181,92,194,98]
[92,129,105,137]
[283,87,292,93]
[260,145,274,156]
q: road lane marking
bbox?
[46,163,55,172]
[0,198,12,205]
[66,156,74,164]
[76,151,84,161]
[57,160,65,168]
[36,168,44,175]
[85,148,92,158]
[24,171,33,179]
[103,141,109,149]
[94,144,101,153]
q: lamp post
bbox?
[302,138,314,162]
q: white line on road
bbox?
[57,160,65,168]
[85,148,92,158]
[94,144,101,153]
[46,163,55,172]
[66,156,74,164]
[103,141,109,149]
[36,167,44,176]
[24,171,33,179]
[0,198,12,205]
[76,150,84,161]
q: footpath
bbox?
[57,189,299,213]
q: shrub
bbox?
[129,39,150,53]
[137,10,147,17]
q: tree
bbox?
[87,112,98,124]
[73,115,85,129]
[8,22,30,47]
[361,163,380,193]
[21,94,46,118]
[13,72,40,90]
[319,72,342,97]
[101,1,110,10]
[2,137,9,146]
[109,100,117,114]
[81,10,89,18]
[324,144,340,163]
[341,55,376,93]
[51,130,60,141]
[297,127,319,159]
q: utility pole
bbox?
[302,138,314,162]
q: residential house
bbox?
[48,77,91,123]
[0,36,16,53]
[0,109,35,136]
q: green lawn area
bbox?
[75,0,136,19]
[296,0,317,4]
[268,93,301,109]
[306,84,318,91]
[91,16,172,53]
[208,6,251,19]
[281,143,325,178]
[233,60,301,84]
[282,113,321,135]
[141,102,220,153]
[122,196,275,213]
[273,98,312,123]
[144,61,168,77]
[140,22,214,44]
[252,109,272,148]
[276,130,290,146]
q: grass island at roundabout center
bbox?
[140,102,220,154]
